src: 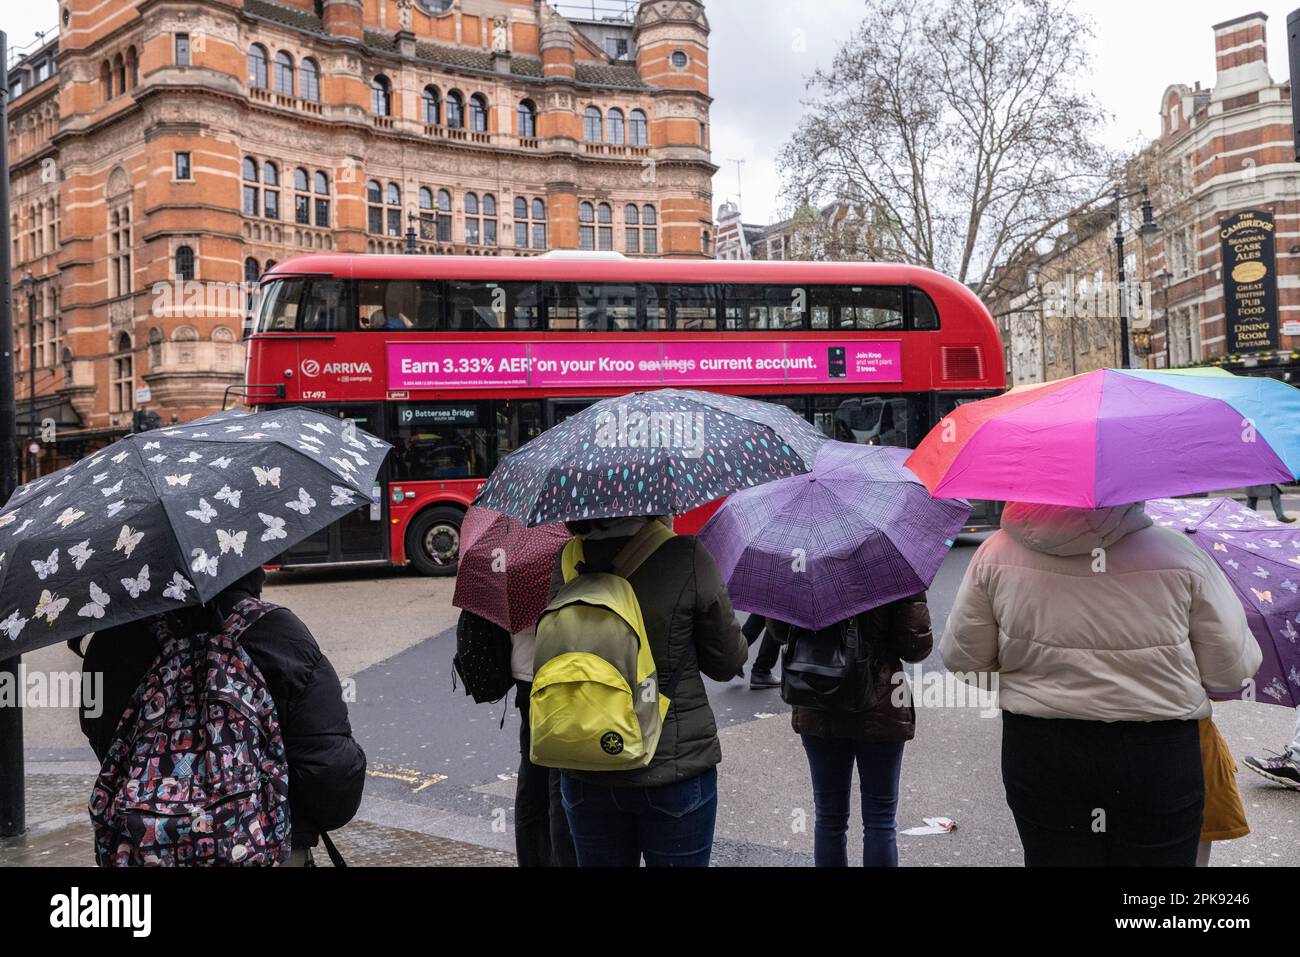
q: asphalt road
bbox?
[13,528,1300,867]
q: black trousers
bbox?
[514,680,577,867]
[1001,711,1204,867]
[742,614,782,673]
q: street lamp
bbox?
[405,211,419,255]
[15,271,35,481]
[1113,187,1159,370]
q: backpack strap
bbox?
[222,597,279,644]
[561,520,675,584]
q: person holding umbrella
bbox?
[699,441,970,866]
[0,408,391,865]
[476,390,824,867]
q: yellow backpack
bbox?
[529,520,676,771]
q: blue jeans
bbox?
[559,768,718,867]
[800,735,905,867]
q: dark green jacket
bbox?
[548,530,747,787]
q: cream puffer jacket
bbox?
[941,502,1261,722]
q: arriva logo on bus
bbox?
[301,359,374,378]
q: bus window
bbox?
[910,287,940,330]
[450,280,520,330]
[389,402,491,480]
[642,284,668,330]
[507,283,542,330]
[496,400,543,457]
[723,285,806,330]
[812,286,904,330]
[547,284,640,331]
[257,278,304,332]
[358,280,440,331]
[299,279,351,332]
[816,394,918,447]
[670,285,718,331]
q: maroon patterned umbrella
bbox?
[451,506,570,634]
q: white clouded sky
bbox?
[5,1,1297,226]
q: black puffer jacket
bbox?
[79,570,366,848]
[547,521,747,788]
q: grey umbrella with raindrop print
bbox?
[473,389,828,526]
[0,407,391,656]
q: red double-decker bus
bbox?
[244,253,1005,574]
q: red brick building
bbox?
[6,0,716,478]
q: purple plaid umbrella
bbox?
[1147,497,1300,708]
[698,442,971,631]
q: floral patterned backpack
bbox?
[89,598,292,866]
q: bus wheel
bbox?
[407,506,464,577]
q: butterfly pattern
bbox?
[0,408,390,657]
[1148,497,1300,708]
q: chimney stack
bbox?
[1212,12,1272,100]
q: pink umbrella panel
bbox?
[452,506,571,635]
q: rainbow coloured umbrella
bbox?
[907,369,1300,508]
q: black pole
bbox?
[1115,192,1131,370]
[0,30,27,839]
[26,277,35,480]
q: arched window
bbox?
[263,162,280,219]
[175,244,195,281]
[422,86,441,126]
[313,172,330,227]
[242,158,260,216]
[371,75,392,116]
[629,109,648,146]
[514,196,528,220]
[125,47,138,89]
[532,198,546,221]
[386,182,401,207]
[607,108,625,144]
[517,99,537,138]
[446,91,464,128]
[641,204,658,254]
[597,202,613,251]
[114,53,125,95]
[300,58,320,102]
[469,94,489,132]
[112,333,134,413]
[514,196,544,250]
[583,106,603,143]
[100,60,112,101]
[273,51,294,96]
[465,192,480,244]
[248,44,269,89]
[293,168,310,224]
[579,201,596,250]
[244,256,260,282]
[436,189,453,243]
[624,204,641,253]
[294,167,309,190]
[244,258,261,319]
[418,187,435,239]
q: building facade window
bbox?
[263,161,280,220]
[175,152,191,180]
[607,109,625,144]
[386,183,402,236]
[367,180,383,234]
[175,34,190,67]
[641,204,658,254]
[313,171,330,227]
[242,157,260,216]
[584,107,602,143]
[517,99,537,138]
[671,50,689,69]
[598,202,613,250]
[273,51,294,96]
[372,75,392,116]
[300,58,320,102]
[437,189,453,242]
[624,203,640,253]
[465,193,480,245]
[469,94,489,133]
[294,168,310,224]
[419,187,435,239]
[446,91,465,128]
[110,206,132,297]
[248,44,268,89]
[175,244,195,281]
[579,201,596,250]
[112,333,134,413]
[423,86,441,125]
[629,109,648,146]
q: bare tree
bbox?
[779,0,1117,295]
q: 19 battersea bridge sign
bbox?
[1220,209,1279,353]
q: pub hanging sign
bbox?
[1220,209,1279,352]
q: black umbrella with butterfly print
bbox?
[0,408,391,656]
